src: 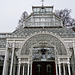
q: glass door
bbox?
[32,61,56,75]
[46,65,52,75]
[36,64,41,75]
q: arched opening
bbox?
[31,42,56,75]
[20,33,68,75]
[21,33,67,55]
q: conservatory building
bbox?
[0,5,75,75]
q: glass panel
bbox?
[46,65,51,75]
[36,64,41,75]
[33,7,53,14]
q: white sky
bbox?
[0,0,75,33]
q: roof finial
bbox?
[41,0,44,6]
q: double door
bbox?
[32,61,56,75]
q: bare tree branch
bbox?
[16,11,28,29]
[55,9,75,31]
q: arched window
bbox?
[36,64,41,75]
[46,64,51,75]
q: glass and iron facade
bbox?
[0,6,75,75]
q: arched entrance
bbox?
[18,32,71,75]
[30,42,56,75]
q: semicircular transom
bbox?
[21,34,67,55]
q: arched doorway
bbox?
[31,42,56,75]
[20,32,69,75]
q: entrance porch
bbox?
[17,55,71,75]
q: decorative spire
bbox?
[41,0,44,6]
